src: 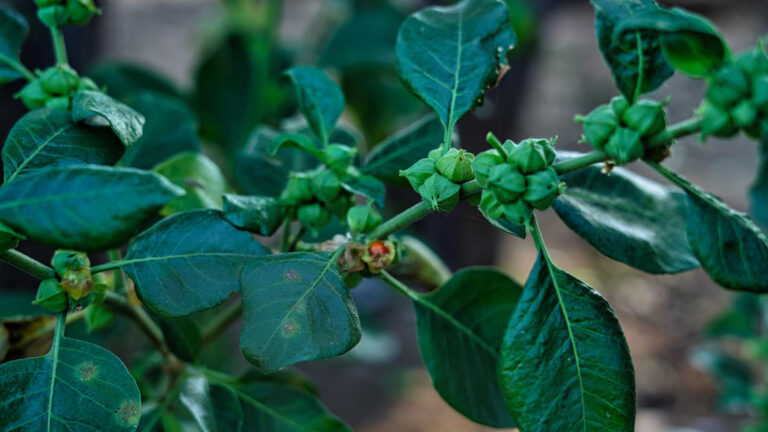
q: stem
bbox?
[201,301,243,344]
[0,250,56,280]
[529,216,551,262]
[648,117,702,147]
[288,227,306,252]
[0,53,36,81]
[107,249,127,293]
[279,221,291,252]
[91,261,125,273]
[486,132,508,161]
[49,26,68,65]
[552,151,609,175]
[379,270,421,302]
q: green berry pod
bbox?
[609,96,630,116]
[342,272,363,289]
[77,77,100,92]
[576,104,617,149]
[487,163,526,203]
[15,80,51,109]
[39,64,80,95]
[37,5,70,28]
[52,249,90,278]
[297,203,331,230]
[604,127,644,164]
[472,150,504,187]
[46,96,71,111]
[753,76,768,111]
[324,144,356,174]
[732,100,758,129]
[707,65,750,108]
[325,194,353,218]
[735,48,768,77]
[311,168,341,204]
[622,99,667,138]
[417,173,461,212]
[502,199,533,226]
[66,0,99,26]
[698,102,738,139]
[346,205,382,235]
[400,157,436,191]
[281,172,314,204]
[507,139,554,174]
[428,148,443,160]
[523,167,560,210]
[436,148,475,183]
[33,279,68,312]
[479,189,504,219]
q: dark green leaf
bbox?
[180,371,217,432]
[362,115,443,183]
[240,252,361,372]
[72,90,146,147]
[119,91,201,169]
[616,7,731,78]
[751,139,768,227]
[0,336,141,430]
[0,165,183,251]
[553,156,699,274]
[396,0,515,133]
[341,174,386,207]
[89,62,184,102]
[286,66,345,142]
[590,0,673,101]
[0,5,28,85]
[499,253,636,432]
[223,194,285,237]
[210,384,244,432]
[415,268,521,427]
[320,5,402,69]
[690,346,754,411]
[485,216,526,238]
[160,317,202,362]
[152,152,229,216]
[267,132,323,159]
[123,209,271,318]
[3,108,124,182]
[0,220,23,252]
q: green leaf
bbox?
[210,384,244,432]
[72,90,146,147]
[223,194,285,237]
[0,335,141,431]
[395,0,515,137]
[268,132,323,159]
[159,317,202,362]
[0,5,28,85]
[653,163,768,292]
[553,156,699,274]
[119,91,201,169]
[362,115,444,183]
[498,253,636,432]
[414,268,521,427]
[0,165,183,251]
[180,371,217,432]
[751,140,768,227]
[122,209,271,318]
[590,0,673,102]
[0,220,23,252]
[240,252,361,372]
[320,4,402,70]
[286,66,345,143]
[152,152,229,216]
[341,174,386,207]
[89,62,184,102]
[3,108,124,182]
[485,216,526,238]
[615,7,731,78]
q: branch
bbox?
[0,250,56,280]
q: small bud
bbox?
[33,279,68,312]
[576,104,617,149]
[502,199,533,226]
[15,80,50,109]
[604,127,644,164]
[487,164,526,203]
[46,96,71,111]
[66,0,99,26]
[417,173,461,212]
[698,103,738,139]
[52,250,90,277]
[311,169,341,204]
[609,96,630,116]
[39,64,79,95]
[436,148,475,183]
[297,203,331,230]
[735,48,768,77]
[523,167,561,210]
[281,172,314,204]
[84,304,115,332]
[324,144,356,174]
[621,99,667,138]
[707,65,750,108]
[731,100,758,129]
[479,189,504,219]
[507,139,555,174]
[346,205,382,235]
[37,5,70,28]
[472,150,504,187]
[400,158,436,191]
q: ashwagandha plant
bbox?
[0,0,767,430]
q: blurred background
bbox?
[1,0,767,431]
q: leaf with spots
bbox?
[239,252,362,373]
[121,209,271,318]
[72,90,146,147]
[395,0,515,144]
[498,253,636,432]
[0,330,141,431]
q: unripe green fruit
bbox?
[487,164,525,203]
[418,173,460,212]
[281,173,313,204]
[609,96,630,116]
[77,77,100,92]
[604,127,643,164]
[46,96,71,111]
[523,167,560,210]
[324,144,356,174]
[472,150,504,187]
[507,138,555,174]
[732,100,758,129]
[400,158,436,191]
[436,148,475,183]
[33,279,68,313]
[37,5,70,28]
[753,76,768,110]
[735,48,768,77]
[326,194,353,218]
[298,203,330,229]
[16,80,51,109]
[428,148,443,160]
[576,104,617,149]
[66,0,99,26]
[502,199,532,226]
[698,103,738,139]
[311,169,341,204]
[346,205,382,235]
[52,249,90,278]
[707,65,750,108]
[622,100,667,138]
[40,65,79,95]
[479,189,504,219]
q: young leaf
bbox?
[119,91,201,169]
[498,253,636,432]
[223,194,285,237]
[3,108,124,182]
[159,317,202,363]
[72,90,146,147]
[485,216,526,239]
[615,7,731,78]
[396,0,515,141]
[341,174,386,207]
[152,152,229,216]
[590,0,673,102]
[652,163,768,292]
[0,165,183,251]
[239,252,361,372]
[0,5,28,85]
[0,336,141,430]
[362,115,444,183]
[414,268,521,427]
[286,66,345,143]
[122,209,271,318]
[90,62,185,102]
[553,157,699,274]
[267,132,324,159]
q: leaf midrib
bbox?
[6,121,75,183]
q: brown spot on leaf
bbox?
[115,400,140,426]
[284,270,299,281]
[78,361,99,382]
